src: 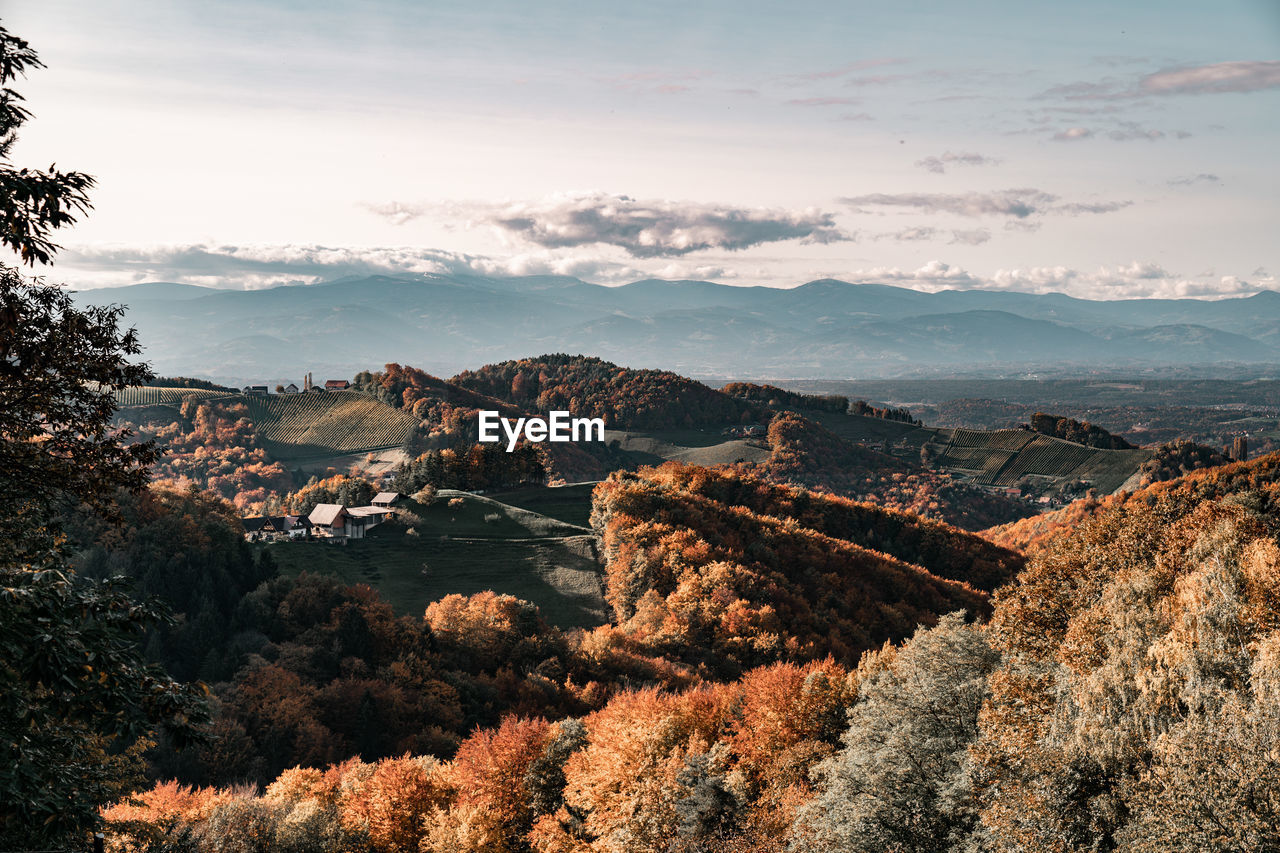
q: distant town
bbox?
[239,372,350,396]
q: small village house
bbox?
[308,503,351,539]
[306,502,395,541]
[325,379,350,391]
[241,514,313,542]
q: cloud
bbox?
[915,151,1001,173]
[1052,126,1094,141]
[844,260,983,289]
[842,188,1130,221]
[949,229,992,245]
[842,259,1275,299]
[60,243,500,289]
[1140,61,1280,95]
[1050,122,1190,142]
[838,112,875,121]
[56,242,689,290]
[1054,200,1134,215]
[1106,121,1171,141]
[1167,173,1222,187]
[786,96,863,106]
[867,226,993,245]
[985,261,1276,299]
[844,188,1054,218]
[1037,79,1129,101]
[56,244,1277,302]
[463,192,851,258]
[872,227,938,242]
[362,201,426,225]
[1038,61,1280,102]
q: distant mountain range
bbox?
[72,274,1280,383]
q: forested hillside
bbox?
[452,354,759,429]
[590,463,994,675]
[102,453,1280,853]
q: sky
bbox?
[6,0,1280,298]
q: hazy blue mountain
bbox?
[70,273,1280,383]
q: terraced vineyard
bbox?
[240,391,418,459]
[114,386,420,460]
[112,386,233,406]
[928,427,1152,493]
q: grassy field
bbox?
[604,429,772,466]
[485,483,599,528]
[796,410,1152,495]
[265,492,607,629]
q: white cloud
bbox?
[987,262,1270,299]
[361,201,426,225]
[1140,61,1280,96]
[1038,60,1280,102]
[1053,126,1094,141]
[842,188,1130,220]
[56,242,675,290]
[454,192,851,257]
[839,260,1276,300]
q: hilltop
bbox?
[73,274,1280,381]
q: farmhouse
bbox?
[372,491,403,507]
[241,514,313,542]
[283,383,300,394]
[243,385,269,395]
[325,379,351,391]
[306,501,396,541]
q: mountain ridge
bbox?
[72,274,1280,382]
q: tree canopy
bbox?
[0,21,209,847]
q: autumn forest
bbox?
[6,13,1280,853]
